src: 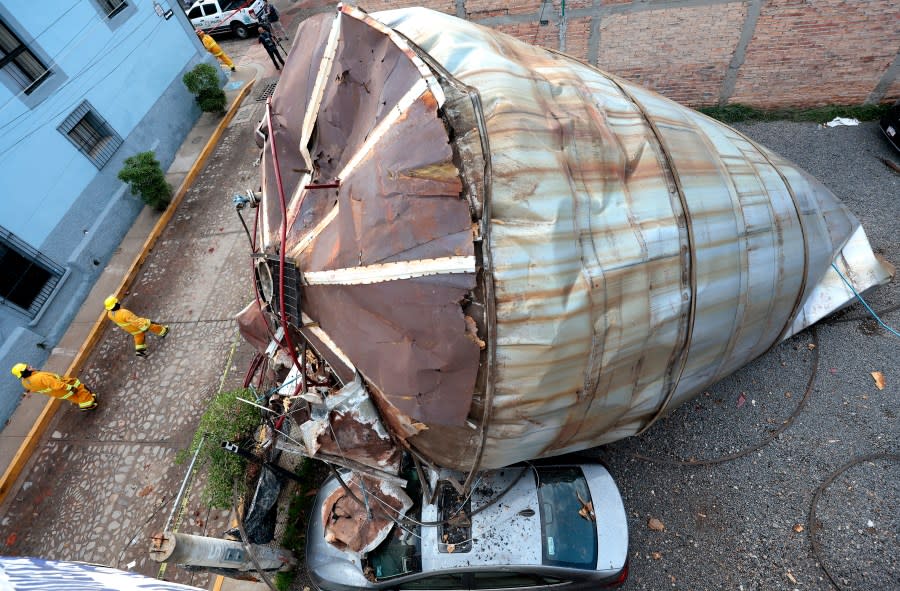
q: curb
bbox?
[0,79,257,507]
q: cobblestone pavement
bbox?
[0,93,271,587]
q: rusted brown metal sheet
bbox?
[252,5,893,476]
[321,473,412,555]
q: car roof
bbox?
[420,467,542,571]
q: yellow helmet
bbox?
[11,363,28,378]
[104,295,119,311]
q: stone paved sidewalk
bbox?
[0,79,274,589]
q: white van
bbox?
[186,0,265,39]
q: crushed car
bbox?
[307,460,629,591]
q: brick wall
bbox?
[295,0,900,108]
[730,0,900,107]
[597,4,746,105]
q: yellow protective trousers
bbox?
[201,34,235,69]
[133,323,167,351]
[108,308,166,352]
[21,372,96,409]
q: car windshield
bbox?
[535,467,598,569]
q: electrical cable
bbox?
[264,98,303,387]
[825,301,900,325]
[249,187,282,347]
[808,453,900,591]
[115,493,169,568]
[243,352,265,388]
[0,5,119,122]
[830,262,900,338]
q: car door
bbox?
[470,571,568,591]
[198,0,221,32]
[186,3,205,28]
[394,573,467,591]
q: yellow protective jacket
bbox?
[201,33,224,57]
[108,308,151,335]
[21,372,81,400]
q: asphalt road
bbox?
[592,120,899,590]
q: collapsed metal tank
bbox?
[247,5,893,476]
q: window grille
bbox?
[267,256,302,327]
[0,227,64,319]
[0,19,50,94]
[58,101,123,169]
[96,0,128,18]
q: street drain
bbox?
[255,82,278,102]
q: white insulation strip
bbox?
[304,256,476,286]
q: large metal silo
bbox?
[250,5,892,475]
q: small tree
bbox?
[183,63,227,114]
[118,151,172,211]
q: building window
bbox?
[0,228,64,319]
[58,101,123,169]
[95,0,128,18]
[0,18,50,95]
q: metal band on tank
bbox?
[597,73,697,436]
[462,86,496,490]
[723,126,810,347]
[539,49,696,436]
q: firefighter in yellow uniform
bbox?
[197,29,236,71]
[12,364,98,411]
[104,296,169,357]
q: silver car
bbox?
[307,462,629,591]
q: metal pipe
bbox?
[265,98,303,389]
[163,435,204,533]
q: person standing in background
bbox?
[257,26,285,71]
[261,0,288,40]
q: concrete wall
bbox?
[344,0,900,108]
[0,1,208,424]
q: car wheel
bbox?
[231,22,249,39]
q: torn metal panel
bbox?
[321,474,413,556]
[235,301,272,355]
[253,5,893,478]
[272,355,403,475]
[258,11,338,251]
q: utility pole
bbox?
[149,531,295,574]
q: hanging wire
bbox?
[831,262,900,338]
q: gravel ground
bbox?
[592,120,900,591]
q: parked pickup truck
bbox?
[186,0,265,39]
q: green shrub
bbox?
[181,387,262,509]
[273,458,324,590]
[274,571,295,591]
[183,63,226,114]
[197,87,227,113]
[698,102,892,124]
[117,151,172,211]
